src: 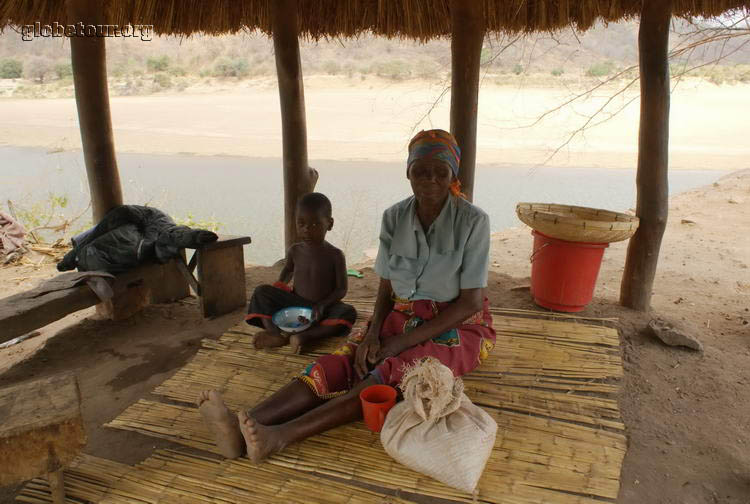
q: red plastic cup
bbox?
[359,384,397,432]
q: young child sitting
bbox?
[245,192,356,354]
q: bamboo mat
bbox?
[16,449,416,504]
[98,313,627,504]
[17,310,625,503]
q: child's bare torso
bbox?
[291,241,340,303]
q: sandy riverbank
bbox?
[1,76,749,170]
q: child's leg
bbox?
[288,324,344,354]
[246,284,308,350]
[238,376,376,463]
[289,302,357,353]
[254,318,288,350]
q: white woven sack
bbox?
[380,357,497,494]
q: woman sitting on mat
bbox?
[198,129,496,462]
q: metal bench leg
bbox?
[197,246,247,318]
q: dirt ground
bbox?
[1,170,749,503]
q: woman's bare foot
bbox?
[253,330,288,350]
[197,390,244,459]
[237,410,286,463]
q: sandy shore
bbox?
[1,76,749,170]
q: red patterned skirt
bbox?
[297,297,496,399]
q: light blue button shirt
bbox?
[374,195,490,302]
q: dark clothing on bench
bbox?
[245,283,356,330]
[58,205,218,274]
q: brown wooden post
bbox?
[48,470,66,504]
[272,0,317,251]
[449,0,484,202]
[620,1,672,310]
[66,0,123,222]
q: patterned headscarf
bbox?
[407,129,461,177]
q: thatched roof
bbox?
[2,1,749,39]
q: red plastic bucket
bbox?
[530,230,608,312]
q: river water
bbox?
[2,146,727,265]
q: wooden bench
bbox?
[175,235,252,318]
[0,235,251,345]
[0,373,85,503]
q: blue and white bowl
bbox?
[272,306,314,333]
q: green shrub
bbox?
[25,57,53,83]
[174,213,221,232]
[707,72,725,86]
[153,72,172,89]
[12,193,75,243]
[54,62,73,80]
[343,62,356,78]
[587,61,615,78]
[110,58,131,78]
[0,58,23,79]
[358,64,372,75]
[168,66,186,76]
[551,67,564,77]
[212,57,250,78]
[414,59,437,79]
[146,55,170,72]
[322,60,340,75]
[231,58,250,77]
[373,60,411,80]
[512,63,523,75]
[212,59,232,77]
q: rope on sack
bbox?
[399,357,463,423]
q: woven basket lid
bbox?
[516,202,639,243]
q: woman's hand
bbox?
[375,338,407,363]
[354,324,381,379]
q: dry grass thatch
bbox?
[1,1,749,39]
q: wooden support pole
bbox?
[272,0,317,251]
[48,469,66,504]
[449,0,484,202]
[620,1,672,310]
[66,0,123,223]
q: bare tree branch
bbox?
[519,16,750,166]
[538,76,639,166]
[410,33,522,136]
